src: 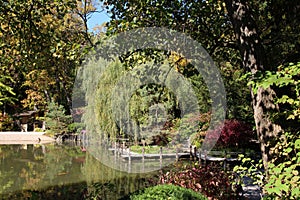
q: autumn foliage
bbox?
[158,162,235,199]
[205,119,256,149]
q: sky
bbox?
[87,5,111,32]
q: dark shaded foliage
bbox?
[158,162,236,199]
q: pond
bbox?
[0,143,156,199]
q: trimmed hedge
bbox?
[130,184,207,200]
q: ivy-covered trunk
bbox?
[224,0,282,179]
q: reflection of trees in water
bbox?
[0,144,86,196]
[1,182,88,199]
[0,145,45,194]
[0,147,15,194]
[82,152,157,199]
[0,144,156,199]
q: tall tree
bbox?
[224,0,300,178]
[224,0,282,177]
[101,0,300,181]
[0,0,93,114]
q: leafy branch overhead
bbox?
[0,0,94,113]
[247,62,300,121]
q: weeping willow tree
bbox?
[95,60,126,139]
[77,55,125,141]
[94,58,182,142]
[76,47,212,144]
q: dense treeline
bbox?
[0,0,98,115]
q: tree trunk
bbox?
[224,0,282,179]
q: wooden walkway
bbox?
[108,147,239,162]
[118,152,238,162]
[121,152,190,160]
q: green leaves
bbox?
[0,0,90,113]
[130,184,207,200]
[295,139,300,149]
[45,101,72,135]
[263,130,300,199]
[0,75,16,106]
[233,154,265,187]
[247,62,300,122]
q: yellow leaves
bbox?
[23,69,56,108]
[0,23,9,32]
[77,0,97,13]
[40,11,80,33]
[21,89,47,109]
[63,12,84,32]
[292,170,299,176]
[31,70,55,85]
[168,51,189,73]
[40,14,60,30]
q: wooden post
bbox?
[193,146,197,161]
[189,145,192,161]
[128,146,131,162]
[204,150,207,166]
[176,147,179,162]
[199,150,202,167]
[223,150,227,171]
[122,141,125,154]
[142,147,145,173]
[160,146,163,163]
[142,147,145,162]
[128,154,131,173]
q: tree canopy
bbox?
[0,0,96,114]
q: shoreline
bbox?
[0,132,55,144]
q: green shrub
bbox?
[130,145,176,154]
[190,131,206,148]
[67,122,84,134]
[130,184,207,200]
[34,127,43,132]
[45,102,72,135]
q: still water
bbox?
[0,143,155,199]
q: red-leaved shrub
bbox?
[206,119,255,149]
[158,162,236,199]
